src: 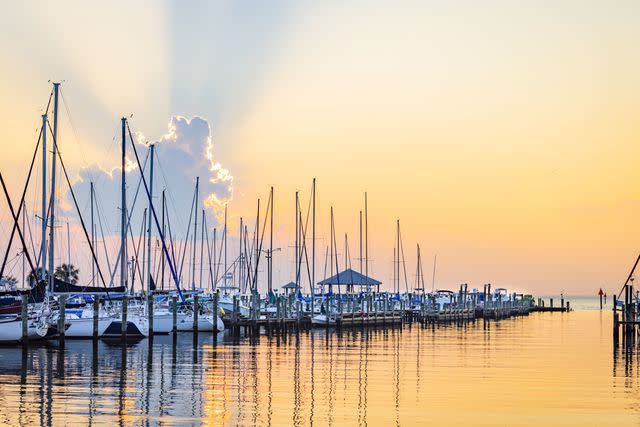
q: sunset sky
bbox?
[0,1,639,295]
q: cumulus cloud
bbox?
[150,116,233,219]
[67,115,233,232]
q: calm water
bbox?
[0,303,636,425]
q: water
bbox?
[0,307,635,425]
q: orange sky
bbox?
[0,1,639,295]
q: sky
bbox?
[0,0,639,295]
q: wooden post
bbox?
[172,296,178,333]
[58,295,67,341]
[21,294,28,342]
[550,298,553,308]
[613,295,619,339]
[93,295,100,339]
[566,301,570,312]
[148,293,154,336]
[213,291,219,331]
[121,295,128,339]
[193,295,199,333]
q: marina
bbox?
[0,2,636,424]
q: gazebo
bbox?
[281,281,300,295]
[317,268,381,293]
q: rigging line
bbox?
[0,173,37,277]
[252,194,272,291]
[399,227,409,293]
[164,196,178,277]
[155,155,186,232]
[46,121,109,296]
[618,253,640,300]
[24,204,37,264]
[214,222,225,286]
[204,214,214,291]
[298,210,314,293]
[126,122,185,302]
[0,125,43,280]
[128,208,146,292]
[177,183,197,285]
[59,88,92,178]
[101,151,149,286]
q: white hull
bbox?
[0,318,47,342]
[151,311,188,334]
[177,313,224,332]
[311,314,336,326]
[101,315,149,338]
[64,316,112,338]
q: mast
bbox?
[120,117,127,292]
[269,186,274,294]
[431,254,437,292]
[213,227,217,288]
[66,220,70,266]
[255,198,260,292]
[146,144,155,294]
[47,82,60,293]
[396,219,400,294]
[312,178,316,302]
[365,192,368,280]
[192,177,199,291]
[239,217,243,290]
[295,191,299,286]
[90,182,95,284]
[330,207,334,277]
[22,201,26,288]
[224,204,227,287]
[200,209,204,290]
[161,189,166,291]
[40,114,47,283]
[359,211,363,274]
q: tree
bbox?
[27,268,49,286]
[54,264,79,285]
[0,275,18,290]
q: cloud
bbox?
[150,116,234,221]
[67,115,233,234]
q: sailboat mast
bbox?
[255,199,260,292]
[311,178,316,310]
[40,114,47,283]
[359,211,363,274]
[365,192,368,280]
[47,82,60,292]
[396,219,400,294]
[213,227,217,288]
[146,144,155,294]
[200,209,204,290]
[269,187,273,294]
[161,189,165,291]
[295,191,299,286]
[192,177,199,291]
[330,207,334,277]
[224,205,227,286]
[120,117,127,291]
[90,182,95,284]
[239,216,243,290]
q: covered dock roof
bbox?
[317,268,382,287]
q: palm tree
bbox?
[54,263,79,285]
[27,268,49,287]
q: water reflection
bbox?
[1,312,639,425]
